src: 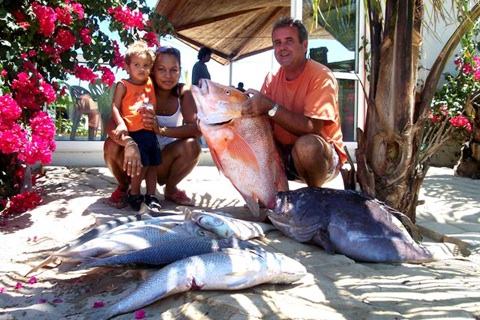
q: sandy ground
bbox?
[1,165,480,320]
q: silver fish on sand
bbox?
[267,187,435,263]
[27,216,215,274]
[25,215,186,276]
[98,249,307,319]
[74,236,261,269]
[184,208,276,240]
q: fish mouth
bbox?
[192,79,243,125]
[197,78,210,95]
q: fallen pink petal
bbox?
[28,277,37,284]
[0,288,6,293]
[14,282,22,290]
[93,301,104,308]
[134,309,146,319]
[52,298,63,304]
[38,299,48,304]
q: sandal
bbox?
[107,188,128,209]
[165,189,195,206]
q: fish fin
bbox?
[225,133,260,171]
[244,196,260,217]
[208,146,225,173]
[181,207,194,221]
[24,255,61,276]
[312,230,335,254]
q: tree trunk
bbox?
[356,0,423,223]
[355,1,480,223]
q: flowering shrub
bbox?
[423,26,480,162]
[0,1,173,219]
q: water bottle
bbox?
[140,97,154,114]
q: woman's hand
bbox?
[123,139,142,177]
[142,108,158,131]
[113,123,128,140]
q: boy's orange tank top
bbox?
[121,78,156,132]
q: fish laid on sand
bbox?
[26,216,213,275]
[267,187,435,263]
[74,236,261,270]
[184,208,277,240]
[97,249,307,319]
[191,79,288,217]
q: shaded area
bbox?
[0,166,479,320]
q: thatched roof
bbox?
[155,0,292,65]
[155,0,342,65]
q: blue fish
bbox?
[75,236,261,269]
[267,187,434,263]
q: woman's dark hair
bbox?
[197,46,212,60]
[156,46,181,66]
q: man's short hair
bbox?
[272,17,308,43]
[198,46,212,60]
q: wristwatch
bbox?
[268,103,279,117]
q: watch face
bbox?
[268,104,278,117]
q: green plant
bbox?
[422,20,480,163]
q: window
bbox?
[303,0,363,141]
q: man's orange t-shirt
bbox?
[261,59,347,165]
[120,78,156,132]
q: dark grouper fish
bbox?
[267,187,434,263]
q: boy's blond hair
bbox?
[124,41,155,65]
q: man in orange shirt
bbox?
[242,17,346,187]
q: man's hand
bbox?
[241,89,274,117]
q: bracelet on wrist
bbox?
[125,140,137,149]
[159,126,167,135]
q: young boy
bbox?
[111,41,162,212]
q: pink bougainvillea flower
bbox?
[14,282,23,290]
[18,21,30,29]
[55,28,76,52]
[99,66,115,87]
[134,309,146,319]
[93,301,104,308]
[55,7,73,25]
[28,277,37,284]
[143,31,158,47]
[0,94,22,122]
[108,6,145,30]
[32,2,57,37]
[79,28,92,45]
[70,2,85,19]
[0,287,6,293]
[74,65,98,84]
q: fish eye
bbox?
[225,89,231,95]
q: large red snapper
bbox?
[191,79,288,217]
